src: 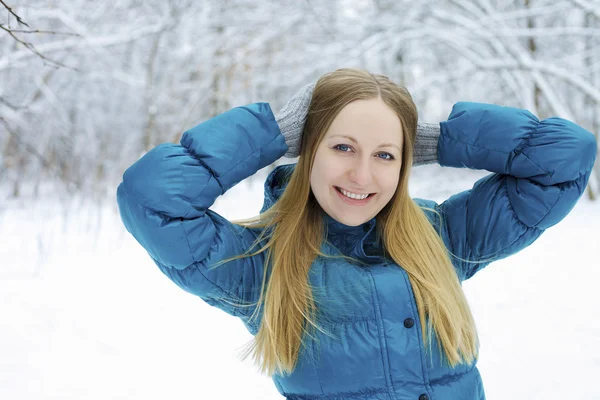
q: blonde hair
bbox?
[215,68,479,376]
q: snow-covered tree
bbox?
[1,0,598,202]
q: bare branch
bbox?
[1,26,81,36]
[0,23,74,69]
[0,0,29,28]
[0,22,170,71]
[0,96,21,110]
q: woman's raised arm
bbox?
[116,103,287,324]
[417,102,597,280]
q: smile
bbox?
[334,186,376,204]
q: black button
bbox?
[404,318,414,328]
[418,394,429,400]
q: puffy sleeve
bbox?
[417,102,597,281]
[116,103,287,323]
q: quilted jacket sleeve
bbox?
[419,102,597,281]
[116,103,287,319]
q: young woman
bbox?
[116,68,597,400]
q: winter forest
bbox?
[1,0,600,399]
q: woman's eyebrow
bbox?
[329,134,401,151]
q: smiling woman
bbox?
[238,70,484,392]
[116,68,597,400]
[311,98,404,226]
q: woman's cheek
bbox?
[380,165,401,192]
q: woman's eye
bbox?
[333,145,395,161]
[334,144,352,152]
[377,152,395,160]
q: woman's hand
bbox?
[275,83,315,158]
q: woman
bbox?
[116,68,597,400]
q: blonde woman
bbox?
[116,68,597,400]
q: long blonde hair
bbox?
[216,68,479,376]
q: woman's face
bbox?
[310,98,404,227]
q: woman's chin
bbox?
[333,213,372,227]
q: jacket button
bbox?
[404,318,414,328]
[418,394,429,400]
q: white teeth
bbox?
[339,188,369,200]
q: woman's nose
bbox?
[348,158,372,187]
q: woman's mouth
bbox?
[334,186,376,206]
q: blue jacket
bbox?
[116,102,597,400]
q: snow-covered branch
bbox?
[572,0,600,20]
[0,22,171,71]
[1,0,598,201]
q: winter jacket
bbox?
[116,102,597,400]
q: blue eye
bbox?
[333,145,395,161]
[334,144,352,152]
[377,153,395,161]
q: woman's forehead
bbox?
[324,99,403,147]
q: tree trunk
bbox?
[525,0,542,116]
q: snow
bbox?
[1,166,599,399]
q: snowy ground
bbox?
[1,164,599,400]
